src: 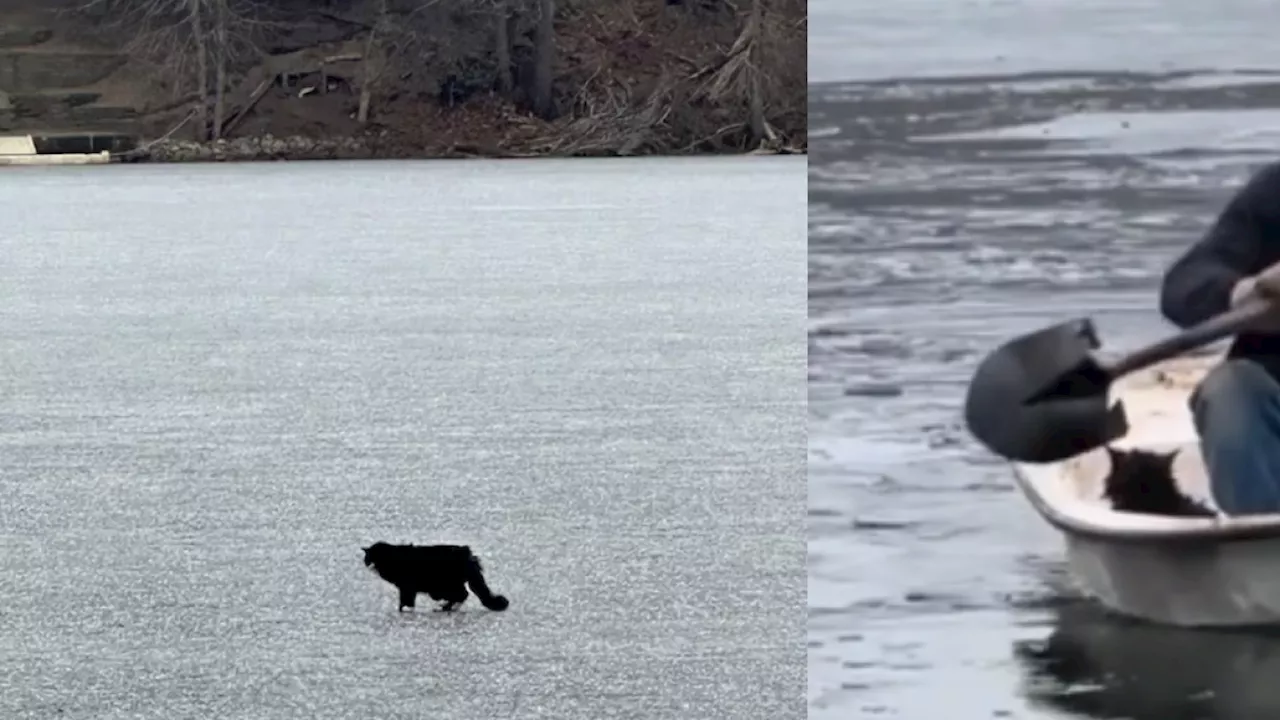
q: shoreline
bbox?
[112,135,806,164]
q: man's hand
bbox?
[1257,261,1280,298]
[1231,261,1280,331]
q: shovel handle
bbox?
[1103,300,1275,379]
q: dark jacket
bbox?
[1160,160,1280,381]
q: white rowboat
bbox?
[1012,353,1280,627]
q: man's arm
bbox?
[1159,164,1280,328]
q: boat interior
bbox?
[1012,354,1280,536]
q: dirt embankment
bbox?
[0,0,805,161]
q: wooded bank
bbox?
[53,0,806,159]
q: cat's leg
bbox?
[438,585,469,612]
[422,588,448,611]
[1192,359,1280,515]
[397,586,416,611]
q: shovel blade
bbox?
[963,318,1130,463]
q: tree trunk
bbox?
[211,0,227,140]
[506,14,519,58]
[531,0,555,119]
[188,0,209,141]
[746,0,765,144]
[357,0,387,124]
[494,5,512,95]
[357,29,376,123]
[213,53,226,139]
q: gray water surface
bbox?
[809,0,1280,84]
[0,157,806,719]
[810,1,1280,718]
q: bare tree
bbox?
[356,0,390,123]
[188,0,209,136]
[530,0,555,119]
[697,0,803,148]
[492,1,514,94]
[211,0,230,138]
[77,0,266,141]
[467,0,531,101]
[744,0,764,142]
[352,0,464,124]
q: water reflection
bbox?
[1017,600,1280,720]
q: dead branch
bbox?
[528,71,676,156]
[692,0,802,149]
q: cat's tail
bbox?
[464,552,510,611]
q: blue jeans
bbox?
[1191,359,1280,515]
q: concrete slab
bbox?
[0,149,108,164]
[0,133,36,154]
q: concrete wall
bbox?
[33,131,134,153]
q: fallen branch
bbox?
[221,76,271,136]
[114,106,198,159]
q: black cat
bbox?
[1100,446,1215,518]
[363,542,510,612]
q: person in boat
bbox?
[1160,161,1280,515]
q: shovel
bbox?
[963,300,1275,463]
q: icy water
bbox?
[0,157,807,719]
[810,0,1280,718]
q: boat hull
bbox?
[1011,352,1280,627]
[1061,530,1280,627]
